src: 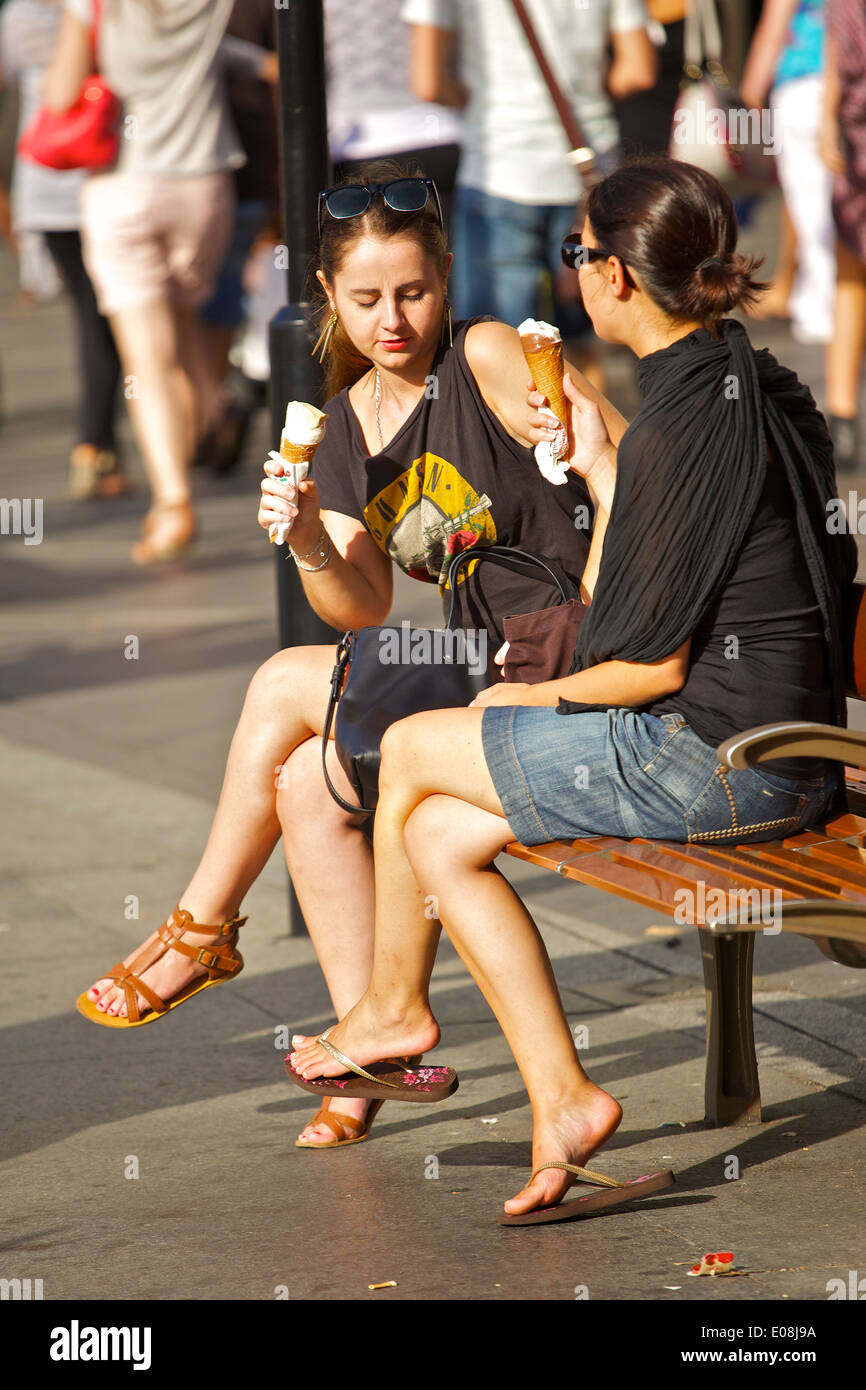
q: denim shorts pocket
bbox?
[624,711,690,777]
[640,714,690,774]
[686,764,808,843]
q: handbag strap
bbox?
[508,0,597,181]
[445,545,570,631]
[320,632,372,816]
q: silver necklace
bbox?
[374,369,384,451]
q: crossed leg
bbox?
[290,706,622,1214]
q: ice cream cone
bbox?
[279,436,317,469]
[522,338,567,430]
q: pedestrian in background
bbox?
[0,0,127,497]
[42,0,276,563]
[326,0,462,228]
[403,0,656,388]
[195,0,279,477]
[741,1,833,345]
[614,0,688,160]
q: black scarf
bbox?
[560,319,858,736]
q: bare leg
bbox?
[88,644,338,1017]
[276,737,378,1143]
[826,238,866,418]
[291,708,622,1213]
[175,305,230,443]
[109,299,196,506]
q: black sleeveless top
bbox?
[310,318,592,647]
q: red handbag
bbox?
[17,0,120,172]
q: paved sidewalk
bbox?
[1,211,865,1304]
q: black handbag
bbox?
[321,546,575,815]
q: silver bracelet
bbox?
[293,534,332,572]
[290,523,326,561]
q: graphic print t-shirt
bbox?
[310,318,593,647]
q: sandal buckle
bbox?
[196,947,220,969]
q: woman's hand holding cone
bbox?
[258,465,322,551]
[526,371,616,503]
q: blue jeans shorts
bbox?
[481,706,838,847]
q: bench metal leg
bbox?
[699,929,761,1127]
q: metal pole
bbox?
[271,0,340,934]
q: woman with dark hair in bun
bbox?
[289,158,859,1221]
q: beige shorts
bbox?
[81,170,236,317]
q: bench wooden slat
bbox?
[784,836,866,884]
[734,842,866,898]
[553,849,701,915]
[634,838,845,900]
[505,811,866,925]
[645,840,844,899]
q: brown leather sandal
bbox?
[75,905,247,1029]
[294,1053,423,1149]
[131,501,197,565]
[295,1097,385,1150]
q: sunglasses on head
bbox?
[561,233,636,288]
[317,178,444,240]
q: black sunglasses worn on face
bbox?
[317,178,445,239]
[561,234,636,288]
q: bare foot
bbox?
[503,1083,624,1216]
[290,995,439,1079]
[86,908,241,1020]
[297,1096,372,1145]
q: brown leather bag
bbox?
[503,598,589,683]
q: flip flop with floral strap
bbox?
[499,1163,675,1226]
[284,1031,458,1103]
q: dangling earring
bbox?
[441,296,453,348]
[312,310,338,363]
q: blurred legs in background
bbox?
[195,197,272,475]
[43,229,129,499]
[80,170,235,562]
[771,75,835,344]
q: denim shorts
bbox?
[481,707,838,847]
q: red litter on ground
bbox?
[688,1251,735,1277]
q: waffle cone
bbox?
[522,340,567,430]
[279,436,318,467]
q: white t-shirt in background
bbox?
[63,0,262,177]
[326,0,462,162]
[401,0,649,205]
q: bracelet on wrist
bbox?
[290,523,326,561]
[292,533,332,572]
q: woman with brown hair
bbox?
[77,161,629,1150]
[288,158,857,1221]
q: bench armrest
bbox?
[718,721,866,771]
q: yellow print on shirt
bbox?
[363,452,497,585]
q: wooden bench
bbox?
[505,584,866,1128]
